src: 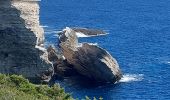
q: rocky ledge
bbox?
[58,27,122,83]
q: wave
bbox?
[77,43,98,47]
[40,25,49,28]
[155,57,170,65]
[75,32,109,38]
[119,74,144,83]
[35,45,46,52]
[88,43,98,45]
[75,32,89,37]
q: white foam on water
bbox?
[40,25,49,28]
[53,34,59,37]
[75,32,109,37]
[88,43,98,45]
[77,43,98,47]
[35,45,46,52]
[77,43,83,47]
[119,74,144,83]
[75,32,89,37]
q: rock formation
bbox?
[59,27,122,83]
[0,0,53,83]
[47,46,78,77]
[0,0,122,84]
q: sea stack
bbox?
[59,27,122,83]
[0,0,53,83]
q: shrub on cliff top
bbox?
[0,74,103,100]
[0,74,72,100]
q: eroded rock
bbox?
[59,27,122,83]
[47,46,78,77]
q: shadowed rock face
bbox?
[59,27,122,83]
[47,46,78,77]
[0,0,53,83]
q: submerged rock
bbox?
[59,27,122,83]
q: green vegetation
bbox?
[0,74,103,100]
[0,74,72,100]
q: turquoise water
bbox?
[40,0,170,99]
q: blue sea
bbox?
[40,0,170,99]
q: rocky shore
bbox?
[0,0,53,83]
[0,0,122,84]
[57,27,122,83]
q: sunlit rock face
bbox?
[59,27,122,83]
[0,0,53,83]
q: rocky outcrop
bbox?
[47,46,78,77]
[59,27,122,83]
[0,0,53,83]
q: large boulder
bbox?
[59,27,122,83]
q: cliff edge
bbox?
[0,0,53,83]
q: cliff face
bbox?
[0,0,53,82]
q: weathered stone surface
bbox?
[47,46,78,77]
[59,27,122,83]
[0,0,53,83]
